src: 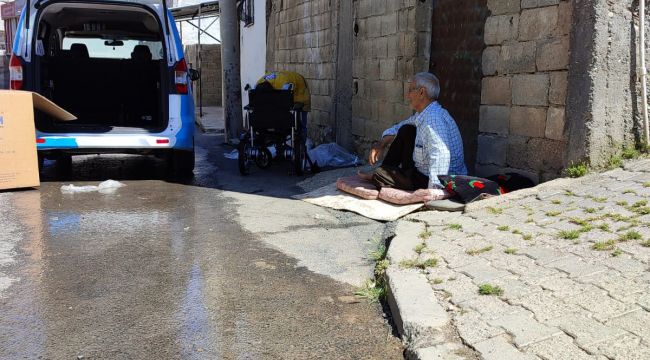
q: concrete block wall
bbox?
[266,0,338,143]
[351,0,433,156]
[476,0,572,182]
[184,44,222,107]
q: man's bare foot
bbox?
[357,170,374,181]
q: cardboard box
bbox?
[0,90,76,191]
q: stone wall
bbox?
[350,0,433,156]
[184,44,222,107]
[476,0,572,182]
[266,0,338,143]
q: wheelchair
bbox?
[238,87,312,176]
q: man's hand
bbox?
[369,143,384,165]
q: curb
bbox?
[384,220,473,359]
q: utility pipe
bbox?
[219,0,243,143]
[641,0,649,145]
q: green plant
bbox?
[598,224,611,232]
[593,240,617,251]
[511,229,522,235]
[606,155,622,169]
[616,201,629,206]
[612,249,623,257]
[566,163,588,178]
[355,280,386,303]
[504,248,518,254]
[375,259,390,277]
[641,240,650,247]
[414,243,427,254]
[632,200,648,208]
[551,199,562,205]
[570,217,589,226]
[478,284,504,296]
[559,230,580,240]
[523,234,533,241]
[466,246,494,256]
[497,225,510,231]
[643,182,650,188]
[632,207,650,215]
[526,218,534,223]
[369,244,387,261]
[585,208,597,214]
[619,230,642,241]
[622,146,640,159]
[593,197,608,203]
[622,190,637,195]
[432,278,444,284]
[487,207,503,215]
[546,211,561,217]
[579,224,594,233]
[399,258,438,269]
[419,229,432,239]
[565,190,576,196]
[447,223,462,231]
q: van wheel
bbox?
[37,154,45,173]
[55,155,72,178]
[170,149,195,177]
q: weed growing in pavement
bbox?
[354,280,386,303]
[565,190,576,196]
[414,243,427,255]
[512,229,522,235]
[478,284,504,296]
[419,228,432,239]
[497,225,510,231]
[593,240,617,251]
[447,223,463,231]
[617,201,629,206]
[487,207,503,215]
[612,249,623,257]
[369,244,387,261]
[546,211,561,217]
[399,258,438,270]
[375,259,390,277]
[632,200,648,208]
[644,182,650,188]
[570,217,590,226]
[579,224,594,233]
[585,207,597,213]
[622,189,637,195]
[593,197,608,203]
[566,163,588,178]
[466,246,494,256]
[641,240,650,248]
[432,278,444,284]
[619,231,642,241]
[633,207,650,215]
[504,248,518,255]
[606,155,623,169]
[598,224,611,232]
[622,146,640,159]
[551,199,562,205]
[559,230,581,240]
[526,218,534,223]
[523,234,533,240]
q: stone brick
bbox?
[484,15,519,45]
[549,71,568,105]
[537,36,570,71]
[479,105,510,135]
[487,0,520,15]
[482,46,500,76]
[499,41,536,74]
[507,136,566,171]
[379,59,396,80]
[381,12,398,35]
[522,0,560,8]
[546,106,565,141]
[481,77,511,105]
[527,334,597,360]
[556,1,573,36]
[512,74,549,106]
[519,6,559,41]
[510,106,547,138]
[477,135,508,166]
[488,313,561,347]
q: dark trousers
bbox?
[372,125,429,191]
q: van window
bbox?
[62,37,163,60]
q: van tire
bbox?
[170,149,195,177]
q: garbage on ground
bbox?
[61,180,126,194]
[223,149,239,160]
[308,143,361,168]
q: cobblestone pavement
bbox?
[399,160,650,359]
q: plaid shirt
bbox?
[381,102,468,188]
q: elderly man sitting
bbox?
[359,72,467,193]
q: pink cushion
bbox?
[378,187,451,205]
[336,176,379,200]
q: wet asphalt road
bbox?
[0,129,403,359]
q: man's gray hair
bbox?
[412,72,440,100]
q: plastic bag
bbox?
[307,143,361,168]
[61,180,126,194]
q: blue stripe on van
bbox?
[12,10,25,55]
[174,95,194,150]
[38,138,79,149]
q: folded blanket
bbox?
[336,176,379,200]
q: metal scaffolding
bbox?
[171,1,220,117]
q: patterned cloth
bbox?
[381,102,467,188]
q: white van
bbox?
[9,0,198,176]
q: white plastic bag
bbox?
[61,180,126,194]
[307,143,361,168]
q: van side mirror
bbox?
[188,68,200,81]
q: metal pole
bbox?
[198,4,203,117]
[641,0,650,145]
[219,0,243,143]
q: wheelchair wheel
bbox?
[238,141,253,175]
[293,137,307,176]
[254,147,272,169]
